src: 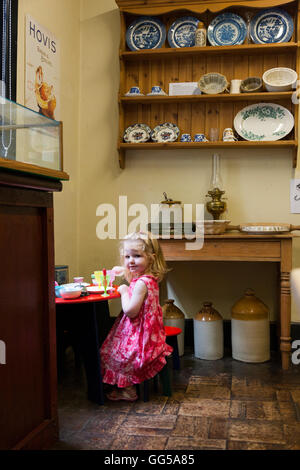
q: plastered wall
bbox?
[17,0,300,322]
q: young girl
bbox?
[100,231,173,401]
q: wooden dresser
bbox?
[0,170,63,449]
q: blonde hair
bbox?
[120,231,169,282]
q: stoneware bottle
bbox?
[231,288,270,363]
[194,302,224,360]
[195,21,206,47]
[162,299,185,356]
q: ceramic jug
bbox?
[194,302,224,360]
[231,288,270,363]
[162,299,185,356]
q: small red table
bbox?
[56,287,120,405]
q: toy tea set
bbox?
[55,268,117,300]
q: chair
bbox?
[137,325,182,402]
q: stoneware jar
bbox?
[194,302,224,360]
[195,21,206,47]
[162,299,185,356]
[231,288,270,363]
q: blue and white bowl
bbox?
[194,133,208,142]
[180,133,192,142]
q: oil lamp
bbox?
[206,154,227,220]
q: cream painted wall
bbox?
[79,0,300,322]
[17,0,81,278]
[16,0,300,322]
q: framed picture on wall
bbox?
[25,14,60,120]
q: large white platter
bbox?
[234,103,294,141]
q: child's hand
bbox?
[112,266,126,277]
[118,284,129,295]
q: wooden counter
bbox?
[0,170,63,449]
[159,233,295,370]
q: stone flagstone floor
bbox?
[51,349,300,450]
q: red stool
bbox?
[164,325,182,370]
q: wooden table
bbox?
[159,233,295,370]
[56,289,120,404]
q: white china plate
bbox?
[168,16,199,48]
[150,123,180,142]
[86,286,114,294]
[240,225,289,234]
[234,103,294,141]
[207,12,247,46]
[249,8,294,44]
[123,124,152,143]
[126,16,166,51]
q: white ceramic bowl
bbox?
[60,286,82,299]
[198,73,228,94]
[263,67,298,92]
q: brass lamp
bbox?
[206,154,227,220]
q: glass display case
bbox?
[0,97,69,180]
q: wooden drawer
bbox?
[160,238,281,261]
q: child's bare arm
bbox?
[118,280,147,318]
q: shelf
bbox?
[121,42,298,61]
[0,158,70,181]
[117,0,299,169]
[120,92,294,104]
[119,140,297,150]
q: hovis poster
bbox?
[25,15,60,120]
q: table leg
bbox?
[56,301,107,405]
[79,303,105,405]
[280,238,292,370]
[280,271,292,370]
[166,336,180,370]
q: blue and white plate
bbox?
[249,8,294,44]
[168,17,199,48]
[207,12,247,46]
[126,16,166,51]
[151,123,180,142]
[124,124,152,143]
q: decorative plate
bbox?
[249,8,294,44]
[233,103,294,141]
[150,123,180,142]
[207,12,247,46]
[240,224,289,234]
[126,16,166,51]
[86,286,114,294]
[167,16,199,48]
[123,124,152,143]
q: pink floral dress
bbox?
[100,275,173,388]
